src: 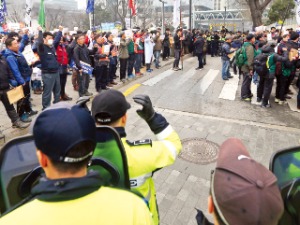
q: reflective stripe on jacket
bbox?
[123,125,182,225]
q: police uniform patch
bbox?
[126,139,152,147]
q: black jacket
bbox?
[194,37,205,54]
[73,44,96,70]
[37,31,61,73]
[174,34,181,50]
[0,55,15,90]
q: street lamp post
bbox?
[189,0,192,30]
[158,0,166,32]
[224,6,226,28]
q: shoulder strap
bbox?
[266,54,273,69]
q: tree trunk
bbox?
[246,0,272,29]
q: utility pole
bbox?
[158,0,166,32]
[189,0,192,30]
[224,6,226,28]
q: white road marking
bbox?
[287,85,300,113]
[251,82,260,105]
[218,74,239,100]
[142,57,197,87]
[199,69,219,95]
[142,69,174,86]
[173,66,197,88]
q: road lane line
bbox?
[199,69,219,95]
[123,84,141,97]
[251,82,260,105]
[218,74,239,101]
[173,67,197,88]
[142,69,174,86]
[287,85,300,113]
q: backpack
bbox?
[235,46,246,67]
[253,53,270,76]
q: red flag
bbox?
[128,0,136,16]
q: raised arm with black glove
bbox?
[133,95,169,134]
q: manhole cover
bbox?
[179,138,220,165]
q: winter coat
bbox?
[241,42,256,73]
[0,55,15,90]
[144,35,154,64]
[174,34,181,50]
[73,44,96,70]
[56,44,69,66]
[162,33,170,47]
[194,37,204,54]
[119,38,130,59]
[153,35,162,51]
[4,48,32,85]
[221,42,234,61]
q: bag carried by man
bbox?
[253,53,271,76]
[235,46,246,67]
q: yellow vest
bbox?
[123,125,182,225]
[0,187,154,225]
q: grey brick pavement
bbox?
[124,105,300,225]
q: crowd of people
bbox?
[219,27,300,108]
[0,24,295,225]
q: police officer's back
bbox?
[0,102,154,225]
[91,90,182,225]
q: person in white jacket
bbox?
[144,31,154,73]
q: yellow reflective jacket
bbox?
[123,125,182,225]
[0,187,154,225]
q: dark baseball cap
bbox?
[32,102,96,163]
[91,89,131,124]
[212,138,284,225]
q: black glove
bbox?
[133,95,169,134]
[133,95,155,121]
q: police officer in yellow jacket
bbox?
[0,102,154,225]
[91,90,182,225]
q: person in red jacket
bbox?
[56,36,72,101]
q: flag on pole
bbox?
[173,0,180,29]
[129,0,136,16]
[296,0,300,25]
[38,0,46,28]
[25,0,33,27]
[0,0,7,23]
[86,0,95,14]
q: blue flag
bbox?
[0,0,7,23]
[86,0,94,14]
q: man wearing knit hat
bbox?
[241,34,256,101]
[207,138,284,225]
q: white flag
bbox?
[25,0,33,26]
[173,0,180,29]
[296,0,300,26]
